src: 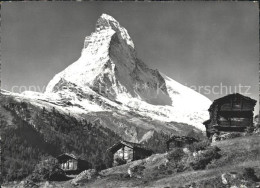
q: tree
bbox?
[28,156,68,182]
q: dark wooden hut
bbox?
[56,153,91,174]
[203,93,257,139]
[107,141,153,166]
[166,135,198,151]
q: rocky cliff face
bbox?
[3,14,212,142]
[45,14,171,106]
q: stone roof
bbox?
[56,153,78,160]
[166,135,198,145]
[209,93,256,111]
[107,140,152,154]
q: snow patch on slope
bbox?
[162,73,211,111]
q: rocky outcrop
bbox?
[17,180,39,188]
[71,169,98,186]
[221,168,259,187]
[127,164,145,179]
[212,132,245,142]
[183,168,259,188]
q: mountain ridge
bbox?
[2,13,212,142]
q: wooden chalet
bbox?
[107,141,153,166]
[203,93,257,139]
[56,153,91,174]
[166,135,198,151]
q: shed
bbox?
[166,135,198,151]
[203,93,257,139]
[56,153,91,174]
[107,141,153,166]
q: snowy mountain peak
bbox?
[95,13,135,49]
[96,13,120,30]
[44,14,211,133]
[100,13,118,22]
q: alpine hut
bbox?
[107,141,153,166]
[56,153,91,174]
[203,93,257,140]
[166,135,198,151]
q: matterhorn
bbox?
[2,14,211,142]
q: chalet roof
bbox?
[56,153,78,160]
[166,135,198,144]
[107,140,153,154]
[209,93,257,111]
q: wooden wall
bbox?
[60,159,78,171]
[113,146,133,164]
[134,148,152,160]
[112,146,152,166]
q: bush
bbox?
[207,148,258,170]
[128,164,146,178]
[254,123,260,129]
[242,168,258,182]
[93,158,106,172]
[246,127,254,134]
[114,158,127,166]
[71,169,98,185]
[28,156,68,182]
[143,164,167,180]
[219,132,243,140]
[143,158,187,180]
[167,148,185,162]
[188,140,210,152]
[131,165,145,173]
[189,146,221,170]
[167,148,189,173]
[143,148,188,180]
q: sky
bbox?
[1,1,259,114]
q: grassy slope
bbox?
[3,134,260,188]
[147,134,260,187]
[82,134,260,187]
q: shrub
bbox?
[167,148,185,162]
[219,132,244,141]
[254,123,260,129]
[71,169,98,185]
[114,158,127,166]
[129,164,146,178]
[242,168,258,182]
[93,158,106,172]
[189,146,221,170]
[143,164,166,180]
[206,155,233,170]
[28,156,67,182]
[246,127,254,134]
[188,140,210,152]
[131,164,145,173]
[143,158,187,180]
[143,148,188,180]
[166,148,187,173]
[186,177,225,188]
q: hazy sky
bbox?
[2,2,259,113]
